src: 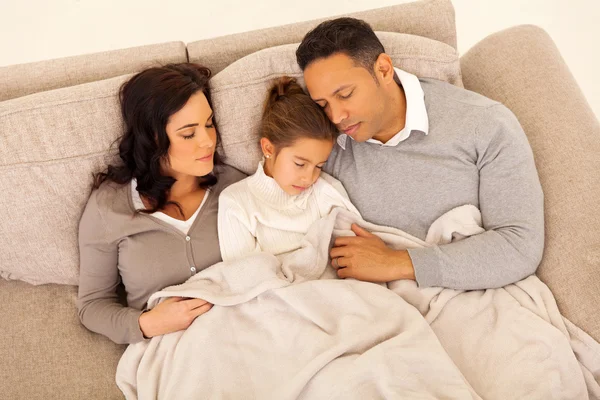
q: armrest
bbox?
[460,25,600,341]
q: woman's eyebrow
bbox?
[176,123,198,131]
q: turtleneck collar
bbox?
[247,159,314,211]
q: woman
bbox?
[77,63,245,344]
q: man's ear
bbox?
[374,53,395,84]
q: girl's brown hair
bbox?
[259,76,338,152]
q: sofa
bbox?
[1,0,598,398]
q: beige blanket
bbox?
[117,206,600,399]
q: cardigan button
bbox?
[185,236,191,242]
[190,266,196,274]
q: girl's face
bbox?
[262,137,334,196]
[164,92,217,179]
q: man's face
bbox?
[303,53,388,143]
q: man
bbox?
[296,18,544,291]
[294,19,592,399]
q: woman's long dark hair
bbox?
[94,63,222,214]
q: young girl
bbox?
[218,76,360,261]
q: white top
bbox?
[131,179,209,234]
[337,67,429,150]
[218,160,361,262]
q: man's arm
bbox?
[332,104,544,290]
[409,104,544,289]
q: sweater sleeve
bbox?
[218,188,261,262]
[408,104,545,290]
[77,190,146,344]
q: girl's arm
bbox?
[218,190,261,262]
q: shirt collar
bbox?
[336,67,429,150]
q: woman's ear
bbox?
[260,137,275,159]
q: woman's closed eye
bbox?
[183,132,196,140]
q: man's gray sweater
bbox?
[324,78,544,290]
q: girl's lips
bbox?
[292,185,307,191]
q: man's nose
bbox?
[328,103,348,125]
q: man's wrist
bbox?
[390,249,416,281]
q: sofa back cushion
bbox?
[187,0,457,74]
[0,42,186,102]
[0,75,129,285]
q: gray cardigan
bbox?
[77,165,245,344]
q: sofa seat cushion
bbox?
[0,279,125,399]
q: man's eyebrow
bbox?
[312,84,352,102]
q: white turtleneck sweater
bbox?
[218,160,361,262]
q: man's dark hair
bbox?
[296,17,385,72]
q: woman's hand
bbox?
[138,297,213,338]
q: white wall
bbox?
[1,0,598,118]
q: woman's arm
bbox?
[77,191,146,345]
[218,190,261,262]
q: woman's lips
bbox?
[196,153,213,162]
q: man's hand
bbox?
[330,223,415,283]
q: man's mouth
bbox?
[341,123,361,136]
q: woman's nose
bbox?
[196,128,214,148]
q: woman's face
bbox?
[164,92,216,179]
[263,137,334,196]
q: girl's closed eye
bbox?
[294,162,305,168]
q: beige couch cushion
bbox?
[211,32,462,175]
[188,0,457,74]
[460,25,600,341]
[0,279,125,399]
[0,41,186,102]
[0,75,129,285]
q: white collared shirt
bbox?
[337,67,429,149]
